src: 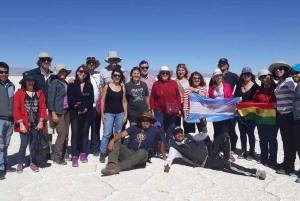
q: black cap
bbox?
[172,126,183,135]
[218,58,228,64]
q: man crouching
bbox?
[101,111,166,176]
[164,117,266,180]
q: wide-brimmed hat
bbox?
[36,52,53,65]
[258,69,271,79]
[268,61,291,73]
[158,66,173,77]
[19,71,38,84]
[52,63,72,76]
[212,69,223,78]
[135,111,157,124]
[104,51,122,63]
[86,56,100,68]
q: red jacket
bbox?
[13,88,47,134]
[251,83,277,103]
[208,82,233,98]
[150,80,182,111]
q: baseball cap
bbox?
[218,58,228,64]
[258,69,271,79]
[292,63,300,71]
[172,126,183,135]
[241,67,252,74]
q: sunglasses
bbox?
[274,67,285,72]
[219,62,227,66]
[259,75,267,79]
[290,70,300,75]
[193,77,200,80]
[140,67,149,70]
[40,58,51,62]
[161,72,170,75]
[109,58,120,61]
[113,74,121,78]
[87,61,95,65]
[79,70,88,75]
[141,119,150,123]
[0,70,9,75]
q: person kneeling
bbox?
[101,111,166,176]
[164,117,266,180]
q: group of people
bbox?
[0,51,300,183]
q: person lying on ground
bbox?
[164,117,266,180]
[101,111,166,176]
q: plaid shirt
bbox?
[47,79,67,114]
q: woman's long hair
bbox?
[176,63,189,79]
[271,67,290,80]
[75,64,90,82]
[21,80,39,91]
[188,71,206,87]
[238,73,257,85]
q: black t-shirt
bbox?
[104,85,124,114]
[234,83,259,102]
[24,92,39,125]
[126,125,162,151]
[125,81,149,115]
[209,71,239,92]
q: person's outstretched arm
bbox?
[164,147,182,173]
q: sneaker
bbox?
[101,163,120,176]
[5,165,16,172]
[230,154,236,162]
[290,169,300,177]
[64,154,71,161]
[72,156,79,167]
[30,163,39,172]
[99,154,106,163]
[296,177,300,183]
[80,153,88,163]
[92,152,100,157]
[276,167,295,175]
[0,170,5,180]
[16,164,23,173]
[54,158,67,165]
[256,169,266,180]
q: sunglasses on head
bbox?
[87,57,95,60]
[113,74,121,78]
[79,70,88,75]
[290,70,300,75]
[140,66,149,70]
[109,58,119,61]
[274,67,285,72]
[40,58,51,62]
[0,70,9,75]
[161,72,169,75]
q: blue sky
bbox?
[0,0,299,75]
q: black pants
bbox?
[293,119,300,161]
[228,118,238,151]
[71,120,91,157]
[90,108,101,154]
[278,112,296,168]
[205,133,256,176]
[212,120,229,139]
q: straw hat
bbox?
[52,63,72,76]
[135,111,157,124]
[104,51,122,63]
[86,56,100,68]
[36,52,53,65]
[268,61,291,72]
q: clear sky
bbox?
[1,0,299,75]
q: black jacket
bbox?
[67,80,94,121]
[171,134,208,167]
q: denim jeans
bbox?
[0,119,14,170]
[154,110,176,150]
[257,123,278,164]
[237,117,256,152]
[100,112,124,154]
[18,125,38,164]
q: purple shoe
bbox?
[80,153,88,163]
[30,163,39,172]
[72,156,79,167]
[16,164,23,173]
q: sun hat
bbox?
[212,69,223,78]
[104,51,122,63]
[258,69,271,79]
[86,56,100,68]
[292,63,300,72]
[159,66,171,72]
[241,67,252,74]
[52,63,72,76]
[36,52,53,65]
[19,71,38,84]
[135,111,157,124]
[172,126,184,135]
[218,58,228,64]
[268,61,291,73]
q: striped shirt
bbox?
[183,87,208,111]
[274,77,296,114]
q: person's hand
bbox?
[239,97,243,103]
[198,116,207,125]
[82,108,88,114]
[162,155,167,160]
[164,165,170,173]
[178,110,181,116]
[107,140,115,151]
[20,123,27,133]
[123,115,127,124]
[101,114,107,124]
[36,122,43,130]
[68,78,75,83]
[150,110,154,117]
[52,114,59,124]
[199,91,206,96]
[183,116,188,122]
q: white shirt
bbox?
[164,132,208,167]
[90,71,100,107]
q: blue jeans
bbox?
[18,126,38,164]
[0,119,14,170]
[154,110,176,150]
[237,117,256,153]
[100,112,124,154]
[257,123,278,164]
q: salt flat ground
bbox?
[1,76,299,201]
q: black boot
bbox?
[0,170,5,180]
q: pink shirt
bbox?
[140,74,156,94]
[63,84,69,109]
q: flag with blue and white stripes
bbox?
[187,93,240,123]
